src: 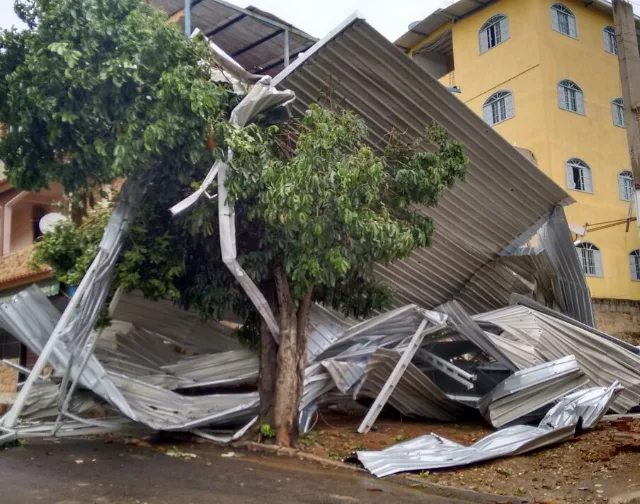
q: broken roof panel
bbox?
[272,17,571,312]
[150,0,316,75]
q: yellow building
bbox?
[396,0,640,312]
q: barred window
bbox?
[630,250,640,281]
[482,91,515,125]
[551,4,577,38]
[479,15,509,54]
[576,242,603,277]
[566,158,593,192]
[612,98,625,127]
[557,80,585,114]
[619,171,634,201]
[603,26,617,55]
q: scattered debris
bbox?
[0,16,636,491]
[164,446,197,460]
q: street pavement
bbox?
[0,438,474,504]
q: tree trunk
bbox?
[258,316,277,425]
[272,268,313,446]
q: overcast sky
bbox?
[0,0,453,40]
[0,0,637,42]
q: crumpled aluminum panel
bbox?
[478,355,588,428]
[355,348,466,421]
[476,304,640,413]
[273,17,571,312]
[357,384,621,477]
[541,382,623,430]
[358,425,576,477]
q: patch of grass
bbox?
[327,449,344,460]
[260,422,275,439]
[0,439,27,451]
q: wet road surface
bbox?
[0,438,470,504]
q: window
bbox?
[576,242,603,277]
[551,4,577,38]
[619,171,634,201]
[482,91,514,125]
[612,98,625,127]
[557,80,585,114]
[566,158,593,192]
[630,250,640,281]
[603,26,617,54]
[479,15,509,54]
[0,329,20,360]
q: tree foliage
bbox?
[224,105,467,314]
[0,0,235,193]
[3,0,467,348]
[3,0,468,445]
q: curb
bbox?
[228,440,530,504]
[232,440,365,472]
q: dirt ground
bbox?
[295,410,640,504]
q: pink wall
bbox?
[0,184,64,255]
[10,203,33,252]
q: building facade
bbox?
[398,0,640,309]
[0,163,64,406]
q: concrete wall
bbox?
[594,298,640,343]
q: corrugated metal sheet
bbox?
[357,383,621,477]
[478,355,588,428]
[149,0,316,75]
[355,348,467,421]
[273,18,571,312]
[538,207,595,326]
[476,305,640,413]
[111,291,243,353]
[357,425,576,477]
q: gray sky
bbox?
[0,0,450,40]
[1,1,637,42]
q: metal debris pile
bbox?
[0,284,634,477]
[0,16,634,479]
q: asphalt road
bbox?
[0,438,471,504]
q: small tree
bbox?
[1,0,467,446]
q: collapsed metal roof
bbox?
[272,16,576,313]
[149,0,316,75]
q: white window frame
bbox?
[479,15,510,54]
[576,242,603,277]
[557,80,585,115]
[482,91,515,126]
[565,158,593,193]
[603,26,617,55]
[551,3,578,39]
[630,250,640,281]
[619,170,634,201]
[612,98,625,128]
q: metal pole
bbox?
[0,252,104,428]
[612,0,640,232]
[184,0,192,37]
[357,318,432,434]
[284,30,290,67]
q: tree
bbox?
[1,0,468,446]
